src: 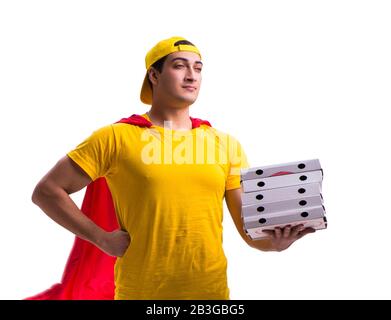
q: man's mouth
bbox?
[182,86,197,91]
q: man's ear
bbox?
[148,67,159,86]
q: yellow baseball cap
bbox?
[140,36,202,105]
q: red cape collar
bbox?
[115,114,212,128]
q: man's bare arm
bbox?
[31,155,130,257]
[225,188,315,252]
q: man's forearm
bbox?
[32,185,106,247]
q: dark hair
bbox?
[147,39,196,89]
[147,56,167,89]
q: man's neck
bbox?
[147,105,192,130]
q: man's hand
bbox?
[225,188,316,252]
[98,229,131,257]
[262,225,315,252]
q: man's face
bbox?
[150,51,203,106]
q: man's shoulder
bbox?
[85,122,139,141]
[111,121,145,132]
[202,125,236,140]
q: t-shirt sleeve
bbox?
[225,136,250,191]
[66,124,118,181]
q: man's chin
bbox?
[176,95,198,106]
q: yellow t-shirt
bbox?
[67,113,249,300]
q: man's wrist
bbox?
[88,226,107,248]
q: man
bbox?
[31,36,314,300]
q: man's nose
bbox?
[184,67,197,82]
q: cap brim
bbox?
[140,73,152,105]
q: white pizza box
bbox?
[241,183,322,206]
[241,159,321,181]
[242,206,327,240]
[242,204,326,225]
[241,205,326,227]
[241,170,323,193]
[245,216,327,240]
[242,195,323,217]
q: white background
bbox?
[1,0,390,300]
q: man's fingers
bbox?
[263,226,315,240]
[291,224,305,237]
[274,227,282,239]
[263,228,282,239]
[282,225,291,238]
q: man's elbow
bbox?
[31,182,45,205]
[31,180,58,205]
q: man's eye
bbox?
[175,64,184,68]
[195,68,202,72]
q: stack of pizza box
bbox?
[240,159,327,240]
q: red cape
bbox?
[26,114,211,300]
